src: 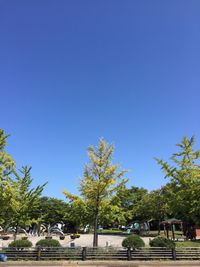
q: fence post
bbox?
[37,246,41,261]
[127,247,132,261]
[172,247,176,260]
[82,247,87,261]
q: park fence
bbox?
[1,246,200,261]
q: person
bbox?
[0,254,7,262]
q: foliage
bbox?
[0,129,47,233]
[156,136,200,224]
[63,196,90,231]
[149,236,175,249]
[122,234,145,249]
[36,239,61,247]
[0,129,16,225]
[64,138,127,247]
[0,129,15,176]
[8,239,33,248]
[8,166,47,236]
[115,186,149,223]
[33,196,69,225]
[134,187,170,224]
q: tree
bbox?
[63,194,91,232]
[0,129,15,225]
[34,197,70,226]
[156,136,200,224]
[114,185,148,223]
[0,129,15,176]
[64,138,127,247]
[9,166,47,238]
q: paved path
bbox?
[1,261,200,267]
[0,234,150,248]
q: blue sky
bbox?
[0,0,200,199]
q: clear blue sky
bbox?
[0,0,200,199]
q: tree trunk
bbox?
[37,223,41,236]
[93,215,98,247]
[93,195,100,247]
[158,220,161,235]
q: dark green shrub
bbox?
[45,236,52,239]
[8,239,32,248]
[36,239,61,247]
[122,235,145,249]
[149,237,175,249]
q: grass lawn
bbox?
[176,240,200,247]
[97,228,123,234]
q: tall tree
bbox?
[116,186,148,222]
[156,136,200,224]
[64,138,127,247]
[34,196,70,226]
[0,129,15,225]
[9,166,47,238]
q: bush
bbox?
[149,237,175,249]
[36,239,61,248]
[122,235,145,249]
[45,236,52,239]
[8,239,32,248]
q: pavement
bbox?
[0,234,150,248]
[1,261,200,267]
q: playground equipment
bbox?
[125,221,150,235]
[48,222,65,236]
[6,226,28,236]
[0,222,65,237]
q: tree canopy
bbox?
[64,138,128,246]
[1,128,200,237]
[156,136,200,224]
[0,129,47,233]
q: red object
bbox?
[194,225,200,237]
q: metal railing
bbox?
[1,246,200,261]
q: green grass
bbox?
[176,240,200,247]
[97,229,123,234]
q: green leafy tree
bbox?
[133,187,171,233]
[0,129,16,225]
[0,129,15,175]
[64,195,90,232]
[114,185,148,223]
[64,138,127,247]
[156,136,200,224]
[9,166,47,238]
[34,196,70,225]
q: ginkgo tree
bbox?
[0,129,47,235]
[64,138,128,247]
[156,136,200,224]
[0,129,16,225]
[9,166,47,239]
